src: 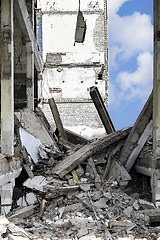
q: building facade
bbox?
[38,0,108,132]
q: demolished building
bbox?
[0,0,160,239]
[0,0,43,214]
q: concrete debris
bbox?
[9,205,37,219]
[52,126,132,178]
[0,215,48,240]
[119,92,153,171]
[2,107,159,240]
[19,127,41,164]
[108,160,131,185]
[109,220,136,233]
[23,176,48,192]
[90,86,115,134]
[15,108,60,152]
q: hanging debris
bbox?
[74,1,86,44]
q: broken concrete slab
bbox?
[15,108,60,152]
[120,92,153,171]
[64,128,88,145]
[125,120,153,172]
[108,160,131,185]
[53,126,132,178]
[9,205,37,219]
[23,176,48,192]
[44,184,80,198]
[19,127,41,164]
[90,86,115,134]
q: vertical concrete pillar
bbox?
[1,0,14,155]
[153,0,160,159]
[1,0,14,214]
[152,0,160,205]
[26,0,34,110]
[26,41,34,110]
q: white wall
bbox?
[38,0,108,130]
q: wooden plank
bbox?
[52,126,132,178]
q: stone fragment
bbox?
[124,206,133,217]
[76,165,85,177]
[79,233,101,240]
[103,191,112,200]
[77,227,89,238]
[92,191,101,201]
[93,198,107,209]
[138,199,155,209]
[133,200,139,211]
[79,183,91,191]
[58,207,65,219]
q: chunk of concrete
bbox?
[19,127,41,164]
[93,198,107,209]
[23,176,48,192]
[78,227,89,238]
[53,126,131,178]
[9,205,37,219]
[15,108,59,152]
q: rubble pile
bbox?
[4,164,160,240]
[0,107,159,240]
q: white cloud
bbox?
[107,0,129,16]
[117,52,153,101]
[108,0,153,105]
[109,12,153,60]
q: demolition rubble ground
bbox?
[0,107,159,240]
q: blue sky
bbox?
[107,0,153,130]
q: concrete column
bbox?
[26,0,34,110]
[153,0,160,159]
[1,0,14,155]
[152,0,160,205]
[26,41,34,110]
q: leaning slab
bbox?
[53,126,132,178]
[9,205,37,219]
[119,91,153,171]
[15,108,60,152]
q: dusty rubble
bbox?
[0,106,159,240]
